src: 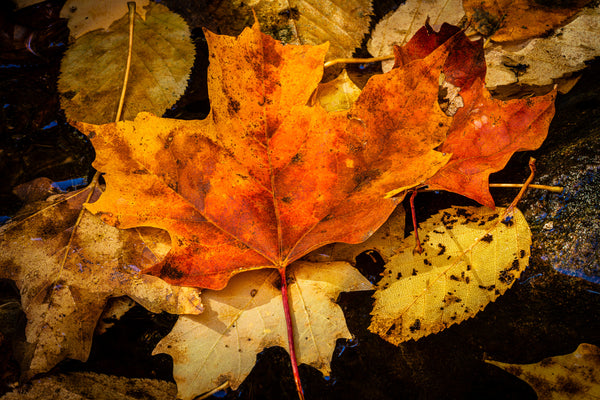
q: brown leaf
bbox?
[0,182,202,378]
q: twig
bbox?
[194,382,229,400]
[279,268,305,400]
[489,183,563,193]
[409,189,424,255]
[324,54,394,68]
[115,2,136,123]
[505,157,536,216]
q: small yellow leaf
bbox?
[486,343,600,400]
[310,70,362,112]
[370,206,531,345]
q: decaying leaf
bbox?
[485,4,600,89]
[370,206,531,345]
[387,23,556,207]
[310,69,362,112]
[74,22,455,289]
[486,343,600,400]
[60,0,151,39]
[153,261,372,400]
[463,0,589,42]
[58,2,194,124]
[0,181,202,379]
[202,0,372,61]
[368,0,465,72]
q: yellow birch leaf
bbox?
[370,206,531,345]
[58,2,194,124]
[153,261,372,400]
[486,343,600,400]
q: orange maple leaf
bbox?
[75,23,454,289]
[396,23,556,207]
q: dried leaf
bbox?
[60,0,150,39]
[370,206,531,345]
[58,2,194,124]
[204,0,372,61]
[368,0,465,72]
[153,261,372,400]
[486,343,600,400]
[75,22,454,289]
[425,80,556,207]
[485,4,600,89]
[0,183,202,378]
[463,0,589,42]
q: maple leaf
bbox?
[392,23,557,207]
[74,22,454,289]
[153,261,372,399]
[0,180,202,378]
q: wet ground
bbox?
[1,1,599,399]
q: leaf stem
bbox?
[409,189,424,255]
[324,54,395,68]
[505,158,536,216]
[115,2,136,123]
[489,183,563,193]
[279,268,305,400]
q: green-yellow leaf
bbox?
[370,206,531,345]
[486,343,600,400]
[58,2,194,124]
[153,261,372,400]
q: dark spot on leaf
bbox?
[87,130,96,139]
[510,259,520,270]
[228,99,240,115]
[481,234,493,243]
[501,216,514,227]
[250,289,257,297]
[412,268,418,276]
[386,323,397,335]
[409,319,421,332]
[281,196,292,203]
[291,153,302,163]
[450,275,459,281]
[396,272,402,280]
[278,7,300,20]
[499,269,514,284]
[160,263,184,280]
[488,213,499,221]
[423,259,431,266]
[132,169,147,175]
[479,284,495,291]
[519,250,526,258]
[437,243,446,255]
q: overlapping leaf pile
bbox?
[0,11,559,400]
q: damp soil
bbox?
[1,1,599,399]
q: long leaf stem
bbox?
[115,2,136,122]
[279,268,305,400]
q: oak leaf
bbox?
[75,22,454,289]
[486,343,600,399]
[0,180,202,379]
[370,206,531,345]
[153,261,372,400]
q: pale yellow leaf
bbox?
[0,183,202,379]
[370,206,531,345]
[58,2,194,124]
[60,0,150,39]
[153,261,372,400]
[486,344,600,400]
[485,4,600,89]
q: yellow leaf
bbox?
[486,343,600,400]
[153,261,372,400]
[58,2,194,124]
[370,206,531,345]
[310,69,362,112]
